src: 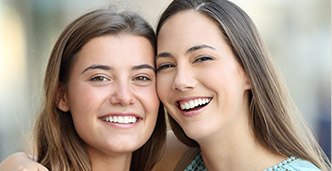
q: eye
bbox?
[194,55,214,63]
[133,75,151,81]
[90,75,110,82]
[156,63,175,72]
[132,74,153,86]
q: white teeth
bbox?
[101,116,138,124]
[179,98,211,110]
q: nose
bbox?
[172,65,196,92]
[110,80,134,105]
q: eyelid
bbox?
[133,75,151,81]
[156,63,175,72]
[132,74,153,87]
[89,75,110,82]
[193,55,214,63]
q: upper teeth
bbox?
[101,116,138,124]
[179,98,211,110]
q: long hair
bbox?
[34,8,166,171]
[156,0,330,170]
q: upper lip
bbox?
[98,112,143,119]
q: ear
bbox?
[56,86,70,112]
[243,75,252,90]
[237,64,252,91]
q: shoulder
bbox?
[152,130,190,171]
[266,157,321,171]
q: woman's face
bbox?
[156,11,251,142]
[58,35,159,158]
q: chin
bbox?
[107,143,143,154]
[183,123,212,142]
[105,137,146,151]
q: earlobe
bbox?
[56,87,70,112]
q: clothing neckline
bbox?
[264,156,298,171]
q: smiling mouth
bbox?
[177,98,212,111]
[99,116,139,124]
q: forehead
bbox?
[157,10,223,52]
[75,34,155,66]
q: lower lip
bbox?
[99,119,141,129]
[179,105,207,117]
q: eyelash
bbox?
[90,75,109,82]
[133,75,151,81]
[157,55,214,72]
[194,55,214,63]
[156,63,175,72]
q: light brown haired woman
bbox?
[0,7,166,171]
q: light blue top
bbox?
[184,152,206,171]
[184,153,321,171]
[264,156,321,171]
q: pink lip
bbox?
[175,97,212,117]
[102,121,141,129]
[176,96,202,102]
[98,112,142,118]
[98,112,142,129]
[178,106,206,117]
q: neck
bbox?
[198,116,285,171]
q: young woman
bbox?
[0,8,166,171]
[155,0,330,170]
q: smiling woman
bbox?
[155,0,330,170]
[55,34,161,168]
[1,7,166,171]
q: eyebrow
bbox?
[156,44,216,59]
[132,64,156,72]
[81,64,113,74]
[186,44,216,54]
[81,64,155,74]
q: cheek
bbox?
[135,86,159,113]
[67,87,106,137]
[156,74,172,102]
[141,88,160,133]
[67,85,103,119]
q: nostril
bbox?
[173,84,194,92]
[110,91,135,105]
[172,72,196,91]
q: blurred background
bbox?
[0,0,330,161]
